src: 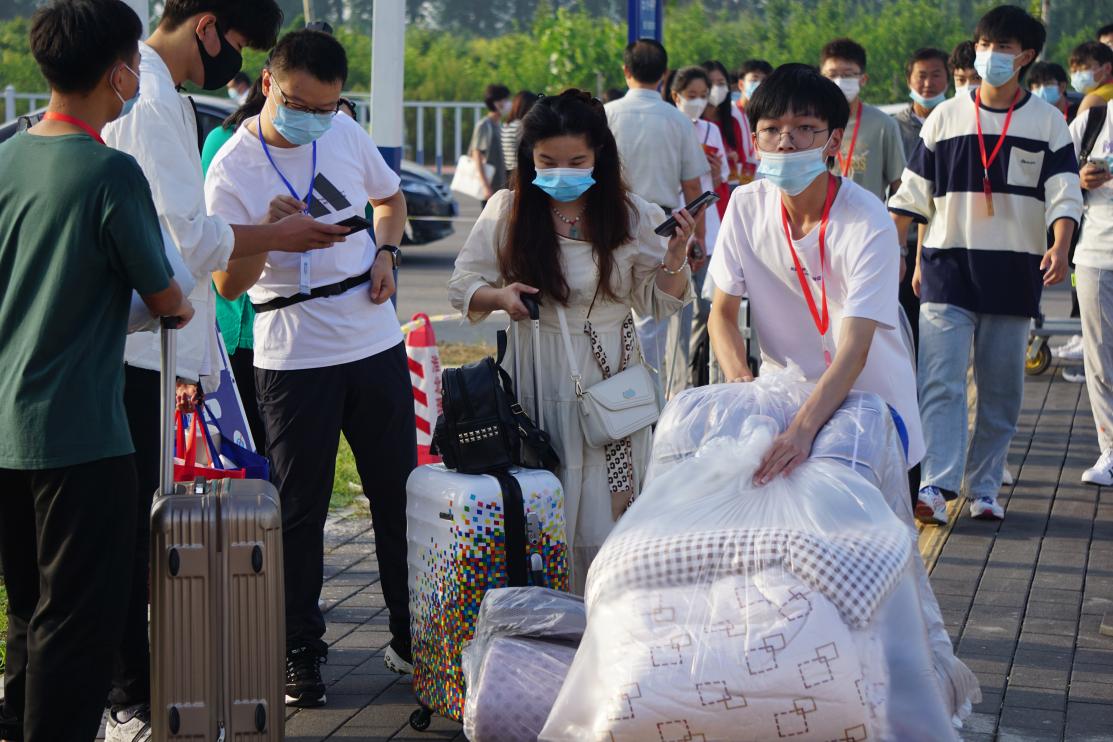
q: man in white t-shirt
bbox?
[1070,104,1113,484]
[205,30,415,706]
[708,63,924,484]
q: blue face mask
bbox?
[112,62,140,119]
[533,167,595,202]
[909,88,946,110]
[730,90,742,104]
[743,80,761,100]
[756,138,832,197]
[1033,84,1061,105]
[974,50,1018,88]
[270,97,334,146]
[1071,69,1097,94]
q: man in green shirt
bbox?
[0,1,193,739]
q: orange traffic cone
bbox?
[406,313,443,466]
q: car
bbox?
[0,94,458,245]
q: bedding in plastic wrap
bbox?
[644,366,980,725]
[462,588,585,742]
[540,418,961,742]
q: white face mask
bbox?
[497,100,512,116]
[679,96,708,120]
[708,84,730,107]
[954,83,975,98]
[831,77,860,101]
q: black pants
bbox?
[0,456,138,741]
[229,347,267,455]
[109,365,161,708]
[256,343,416,654]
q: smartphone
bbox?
[1088,157,1110,173]
[336,214,373,234]
[654,191,720,237]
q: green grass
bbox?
[327,342,492,511]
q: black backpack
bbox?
[431,332,559,475]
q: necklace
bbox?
[552,205,585,240]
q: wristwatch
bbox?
[376,244,401,269]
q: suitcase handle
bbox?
[521,294,540,321]
[159,316,179,497]
[511,294,543,428]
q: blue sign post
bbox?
[627,0,663,44]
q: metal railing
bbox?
[3,86,49,121]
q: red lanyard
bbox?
[836,102,863,176]
[781,174,838,367]
[974,88,1021,217]
[42,112,104,144]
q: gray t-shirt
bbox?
[833,102,907,203]
[605,88,710,209]
[893,104,924,161]
[470,116,507,192]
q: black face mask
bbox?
[195,22,243,90]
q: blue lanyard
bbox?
[257,120,317,213]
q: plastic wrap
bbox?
[540,419,960,742]
[462,588,585,742]
[643,368,980,726]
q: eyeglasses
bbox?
[754,125,830,151]
[271,77,341,117]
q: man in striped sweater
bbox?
[890,4,1083,526]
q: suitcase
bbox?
[405,301,570,731]
[149,319,285,741]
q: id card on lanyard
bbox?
[258,122,318,295]
[781,174,838,368]
[974,88,1021,217]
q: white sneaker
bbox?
[1054,335,1084,360]
[384,642,414,674]
[105,704,151,742]
[915,486,949,526]
[1002,465,1014,486]
[1082,449,1113,486]
[970,496,1005,521]
[1063,367,1086,383]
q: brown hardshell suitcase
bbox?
[149,320,285,740]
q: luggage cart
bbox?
[1026,313,1082,376]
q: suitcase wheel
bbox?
[168,706,180,735]
[409,707,432,732]
[255,703,267,732]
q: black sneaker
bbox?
[384,636,413,674]
[285,646,327,708]
[0,706,22,742]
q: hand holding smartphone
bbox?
[655,191,720,237]
[335,214,373,234]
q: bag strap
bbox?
[555,305,584,396]
[1080,106,1108,163]
[493,470,529,586]
[196,405,227,471]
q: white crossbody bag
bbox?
[556,305,659,448]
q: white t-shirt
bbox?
[709,177,925,465]
[205,114,403,371]
[1070,105,1113,271]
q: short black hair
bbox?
[820,38,867,72]
[269,30,348,85]
[1028,61,1067,86]
[624,39,668,84]
[483,84,511,112]
[747,63,850,133]
[973,4,1046,81]
[1098,23,1113,39]
[950,40,976,71]
[736,59,773,79]
[1070,40,1113,69]
[159,0,282,50]
[905,48,949,79]
[30,0,142,94]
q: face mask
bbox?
[228,88,240,100]
[708,84,730,107]
[954,83,976,98]
[756,138,832,197]
[730,90,742,104]
[498,100,512,116]
[909,88,946,110]
[679,96,707,120]
[196,22,243,90]
[112,62,140,119]
[974,50,1018,88]
[1071,69,1097,94]
[743,80,761,100]
[832,77,860,101]
[270,97,333,146]
[1033,84,1061,105]
[533,167,595,202]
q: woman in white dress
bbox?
[448,90,696,592]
